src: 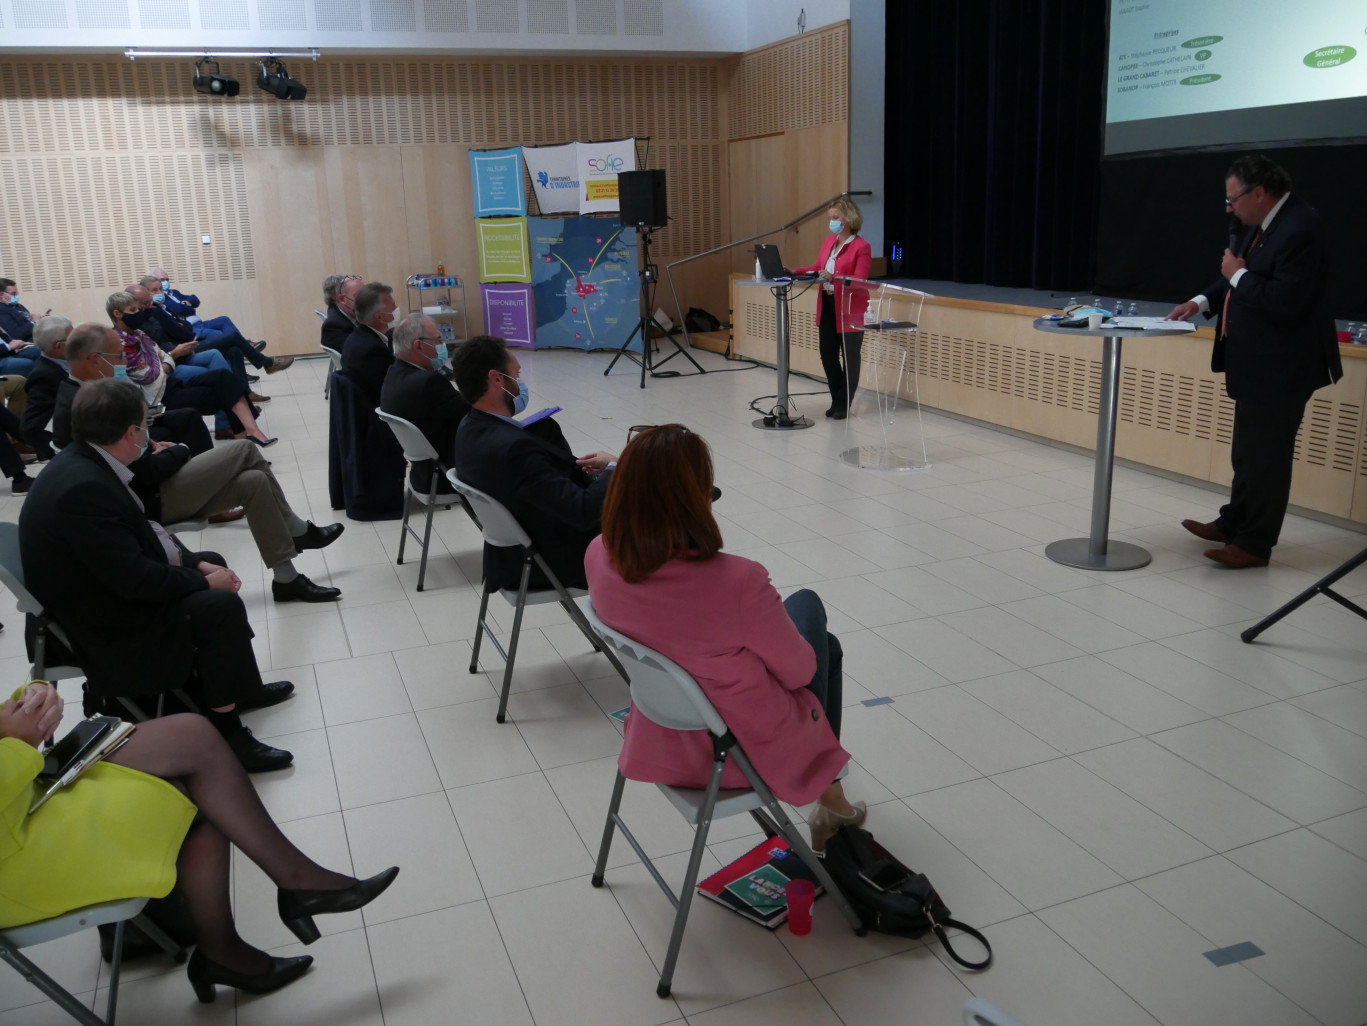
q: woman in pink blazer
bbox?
[791,197,873,419]
[584,425,866,851]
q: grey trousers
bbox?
[159,440,299,568]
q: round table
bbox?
[1031,318,1193,571]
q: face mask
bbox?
[113,364,129,381]
[829,219,843,234]
[432,342,448,370]
[500,375,529,415]
[123,309,149,328]
[151,291,165,305]
[135,433,149,459]
[0,293,13,304]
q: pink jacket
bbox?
[585,538,850,806]
[792,233,872,331]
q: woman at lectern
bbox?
[791,197,872,420]
[586,425,866,853]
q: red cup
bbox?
[786,879,815,935]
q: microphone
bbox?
[1227,214,1242,253]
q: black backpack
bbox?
[823,825,992,970]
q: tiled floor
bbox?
[3,349,1367,1026]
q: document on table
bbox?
[1109,317,1196,331]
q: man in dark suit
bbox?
[380,314,470,496]
[451,335,615,590]
[19,378,294,771]
[340,281,397,406]
[321,274,361,353]
[1167,154,1343,568]
[19,315,71,460]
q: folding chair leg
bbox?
[396,493,412,567]
[470,586,492,671]
[415,481,438,591]
[131,913,187,962]
[105,918,125,1024]
[656,756,725,999]
[0,942,105,1026]
[591,771,628,886]
[541,559,631,685]
[495,559,534,724]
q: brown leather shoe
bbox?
[1181,519,1227,544]
[265,356,294,374]
[214,428,236,440]
[207,507,246,524]
[247,391,272,403]
[1204,544,1269,569]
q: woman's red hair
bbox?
[600,424,722,583]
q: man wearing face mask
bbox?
[321,275,362,353]
[0,278,42,377]
[341,282,397,406]
[380,314,470,498]
[451,335,615,591]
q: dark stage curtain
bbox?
[885,0,1107,291]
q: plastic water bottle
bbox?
[754,257,762,282]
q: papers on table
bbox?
[1108,316,1196,331]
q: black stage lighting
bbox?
[257,59,307,100]
[192,58,240,97]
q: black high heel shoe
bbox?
[187,948,313,1003]
[277,866,400,945]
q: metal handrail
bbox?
[665,190,873,354]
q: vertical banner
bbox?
[575,138,636,214]
[529,216,640,351]
[481,283,535,348]
[477,217,532,282]
[469,147,526,217]
[523,142,581,214]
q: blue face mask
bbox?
[829,219,843,234]
[113,364,128,381]
[151,291,165,305]
[501,375,530,415]
[432,342,448,370]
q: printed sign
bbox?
[575,138,636,214]
[477,217,532,283]
[524,142,581,214]
[481,283,535,348]
[469,147,526,217]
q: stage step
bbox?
[689,330,729,354]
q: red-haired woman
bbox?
[584,424,865,851]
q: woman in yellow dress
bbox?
[0,682,399,1003]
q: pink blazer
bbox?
[793,233,873,331]
[585,538,850,806]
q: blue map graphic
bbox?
[529,217,640,351]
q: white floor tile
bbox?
[1224,829,1367,946]
[888,686,1062,775]
[326,712,442,810]
[961,670,1137,755]
[1029,654,1210,734]
[314,651,411,725]
[837,702,981,798]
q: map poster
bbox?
[469,147,526,217]
[575,138,636,214]
[481,283,535,348]
[477,217,532,283]
[524,142,580,214]
[529,216,640,351]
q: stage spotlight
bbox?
[192,58,239,97]
[257,58,307,100]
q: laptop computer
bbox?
[753,244,821,283]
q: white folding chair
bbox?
[581,600,864,999]
[964,997,1031,1026]
[320,343,342,399]
[0,897,187,1026]
[0,521,84,683]
[163,518,207,536]
[445,471,628,723]
[376,410,453,591]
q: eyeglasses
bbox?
[418,336,444,344]
[1224,185,1254,207]
[97,351,125,366]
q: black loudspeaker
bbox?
[618,169,668,228]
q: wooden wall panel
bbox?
[728,22,849,139]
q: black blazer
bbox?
[340,325,394,406]
[453,408,610,591]
[320,306,354,353]
[19,354,66,458]
[380,359,471,493]
[1204,193,1343,403]
[19,443,208,697]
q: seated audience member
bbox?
[321,274,361,352]
[585,424,865,852]
[19,316,70,459]
[0,279,40,376]
[380,314,469,496]
[341,282,397,405]
[19,379,294,770]
[52,326,343,602]
[107,291,276,447]
[0,409,33,494]
[450,335,615,590]
[0,682,399,1001]
[145,272,292,381]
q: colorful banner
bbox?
[575,138,636,214]
[469,147,526,217]
[524,142,580,214]
[481,283,535,348]
[477,217,532,282]
[529,216,640,351]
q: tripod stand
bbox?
[604,227,705,388]
[1240,544,1367,643]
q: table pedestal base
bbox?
[1045,538,1151,571]
[840,445,931,471]
[751,415,813,431]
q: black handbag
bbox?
[822,825,992,969]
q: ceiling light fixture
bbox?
[256,58,308,101]
[192,58,239,97]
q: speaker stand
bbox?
[604,228,705,388]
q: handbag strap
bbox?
[928,912,993,970]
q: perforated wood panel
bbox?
[728,21,849,139]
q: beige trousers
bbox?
[159,440,300,568]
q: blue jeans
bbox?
[0,355,36,378]
[196,318,269,370]
[172,354,233,430]
[783,589,844,737]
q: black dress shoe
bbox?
[226,727,293,772]
[236,680,295,711]
[825,406,837,418]
[278,867,400,945]
[245,373,261,383]
[293,521,344,551]
[272,574,341,603]
[188,948,313,1003]
[831,409,848,420]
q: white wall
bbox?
[848,0,883,256]
[744,0,849,51]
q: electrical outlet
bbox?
[201,235,211,244]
